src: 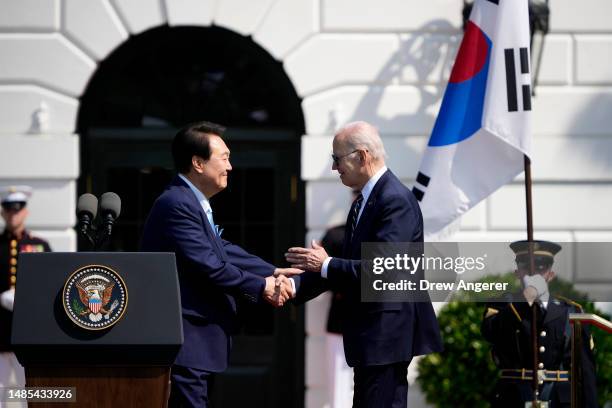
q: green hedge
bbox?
[417,273,612,407]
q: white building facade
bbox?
[1,0,611,406]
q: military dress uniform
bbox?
[0,185,51,407]
[0,230,51,350]
[481,241,597,407]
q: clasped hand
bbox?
[264,274,294,307]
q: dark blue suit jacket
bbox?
[294,170,443,367]
[140,175,275,372]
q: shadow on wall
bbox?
[566,92,612,173]
[350,19,459,136]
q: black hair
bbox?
[172,121,226,173]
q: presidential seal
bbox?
[62,265,128,330]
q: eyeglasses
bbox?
[331,150,360,166]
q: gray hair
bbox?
[337,121,387,161]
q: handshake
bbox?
[262,268,303,307]
[261,240,331,307]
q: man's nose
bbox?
[227,161,233,171]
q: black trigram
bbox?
[504,47,531,112]
[412,172,430,202]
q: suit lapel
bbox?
[351,197,375,245]
[350,170,391,245]
[173,176,225,256]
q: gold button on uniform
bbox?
[540,331,547,337]
[10,276,16,284]
[538,363,544,369]
[10,258,17,266]
[10,240,17,248]
[10,249,17,256]
[539,346,546,353]
[10,267,16,274]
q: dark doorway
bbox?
[78,26,305,408]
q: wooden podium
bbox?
[569,313,612,408]
[25,366,169,407]
[12,252,183,407]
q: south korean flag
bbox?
[412,0,532,238]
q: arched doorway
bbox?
[77,26,305,408]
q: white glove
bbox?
[523,274,549,303]
[0,289,15,312]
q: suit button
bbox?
[540,331,547,337]
[539,346,545,353]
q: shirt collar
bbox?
[360,166,388,204]
[178,174,212,214]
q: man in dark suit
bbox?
[141,121,297,408]
[284,121,443,408]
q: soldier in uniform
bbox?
[481,240,597,407]
[0,186,51,394]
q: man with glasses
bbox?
[0,185,51,400]
[481,240,597,407]
[284,121,442,408]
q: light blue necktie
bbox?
[205,208,214,228]
[205,208,223,237]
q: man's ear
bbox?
[358,149,367,164]
[191,155,205,173]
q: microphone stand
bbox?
[77,216,116,251]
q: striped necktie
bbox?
[350,193,364,240]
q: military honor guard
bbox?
[0,186,51,397]
[481,240,597,407]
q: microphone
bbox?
[99,192,121,236]
[76,193,98,236]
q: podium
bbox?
[11,252,183,407]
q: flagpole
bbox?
[524,155,539,406]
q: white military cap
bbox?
[0,185,33,208]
